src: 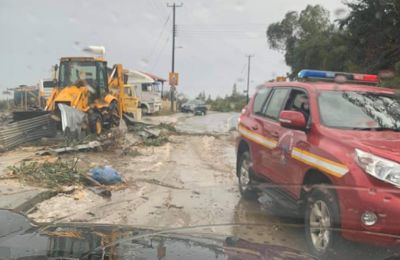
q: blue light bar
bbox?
[298,69,335,79]
[297,69,379,83]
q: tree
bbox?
[267,1,400,81]
[267,5,350,78]
[232,83,238,97]
[206,94,212,104]
[339,0,400,73]
[196,91,206,101]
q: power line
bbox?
[176,35,265,40]
[151,36,170,71]
[157,0,169,15]
[145,15,171,63]
[149,0,168,18]
[177,23,267,26]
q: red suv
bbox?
[236,70,400,258]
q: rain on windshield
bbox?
[0,0,400,259]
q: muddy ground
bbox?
[27,131,306,251]
[1,112,396,259]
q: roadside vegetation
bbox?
[266,0,400,85]
[197,84,247,112]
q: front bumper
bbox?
[339,176,400,247]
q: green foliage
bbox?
[339,0,400,72]
[209,93,247,112]
[143,135,169,146]
[9,159,82,189]
[267,1,400,79]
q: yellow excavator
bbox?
[45,55,139,135]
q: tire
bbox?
[305,187,342,259]
[237,151,257,200]
[89,112,103,135]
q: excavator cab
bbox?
[58,57,108,102]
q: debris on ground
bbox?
[128,122,176,147]
[143,128,161,138]
[0,114,56,152]
[143,135,169,146]
[88,166,122,185]
[58,103,87,136]
[9,158,82,189]
[36,141,102,155]
[87,186,112,198]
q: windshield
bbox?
[318,91,400,129]
[59,61,103,88]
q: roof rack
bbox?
[298,69,379,85]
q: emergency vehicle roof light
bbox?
[298,69,379,83]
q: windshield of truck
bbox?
[318,91,400,130]
[59,61,97,87]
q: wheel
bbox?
[237,151,257,199]
[305,187,341,259]
[89,112,103,135]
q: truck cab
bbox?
[125,70,163,115]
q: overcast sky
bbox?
[0,0,345,99]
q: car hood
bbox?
[0,209,314,260]
[323,128,400,161]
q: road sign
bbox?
[169,72,179,86]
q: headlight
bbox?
[355,149,400,187]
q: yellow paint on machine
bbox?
[291,147,349,178]
[238,125,277,149]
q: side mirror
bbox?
[279,110,307,130]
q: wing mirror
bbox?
[279,110,307,130]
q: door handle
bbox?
[271,131,279,138]
[251,125,258,130]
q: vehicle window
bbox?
[252,88,271,115]
[59,61,97,87]
[318,91,400,129]
[263,88,290,119]
[284,89,310,121]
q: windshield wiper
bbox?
[352,127,400,132]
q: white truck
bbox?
[125,70,163,115]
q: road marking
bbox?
[238,125,277,149]
[291,147,349,178]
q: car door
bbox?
[272,88,310,196]
[256,88,290,184]
[243,87,272,175]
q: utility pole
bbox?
[246,55,254,103]
[167,2,183,112]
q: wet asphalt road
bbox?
[176,112,239,134]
